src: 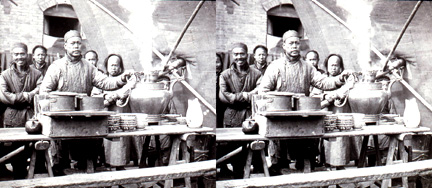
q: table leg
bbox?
[381,136,398,188]
[398,140,409,188]
[181,140,191,187]
[139,136,151,168]
[164,136,181,188]
[243,148,253,179]
[45,150,54,177]
[26,148,37,179]
[303,159,311,173]
[358,135,370,168]
[373,135,382,166]
[86,158,94,173]
[155,135,162,166]
[260,150,270,177]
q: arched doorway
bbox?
[42,4,83,56]
[266,4,306,61]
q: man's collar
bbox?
[283,54,301,64]
[11,62,29,73]
[255,61,267,70]
[65,53,82,64]
[231,62,249,73]
[32,60,46,69]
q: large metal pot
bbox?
[128,74,175,114]
[254,93,294,112]
[347,71,395,114]
[38,93,76,112]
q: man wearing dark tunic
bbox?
[250,45,268,75]
[219,43,261,128]
[259,30,348,174]
[218,43,261,178]
[30,45,49,76]
[0,43,43,179]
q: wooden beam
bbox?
[216,159,432,188]
[0,160,216,188]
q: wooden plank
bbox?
[0,160,215,188]
[107,125,214,137]
[216,159,432,188]
[42,111,116,117]
[216,126,430,142]
[382,136,398,188]
[259,111,332,117]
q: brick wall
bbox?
[0,0,44,52]
[216,0,268,53]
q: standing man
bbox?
[218,43,261,178]
[219,43,261,128]
[251,45,268,75]
[31,45,49,76]
[41,30,131,174]
[259,30,348,174]
[0,43,43,179]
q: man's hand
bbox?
[121,70,135,82]
[339,70,353,82]
[242,92,250,101]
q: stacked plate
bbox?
[107,115,121,132]
[336,114,354,131]
[119,114,137,131]
[324,114,338,132]
[146,114,162,124]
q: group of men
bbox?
[217,30,350,177]
[0,30,131,179]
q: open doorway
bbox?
[266,4,305,61]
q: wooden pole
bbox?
[173,72,216,115]
[216,146,242,164]
[0,145,25,164]
[162,0,205,67]
[381,1,422,71]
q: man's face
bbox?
[327,56,342,76]
[85,52,98,67]
[64,37,82,57]
[107,56,122,76]
[232,47,247,67]
[305,52,319,68]
[12,47,28,68]
[33,48,47,65]
[254,48,267,65]
[283,37,300,57]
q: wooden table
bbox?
[216,125,430,187]
[0,125,214,187]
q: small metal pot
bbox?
[254,93,296,112]
[77,95,104,111]
[293,96,321,111]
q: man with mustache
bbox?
[218,43,261,178]
[0,42,43,179]
[41,30,132,175]
[259,30,349,174]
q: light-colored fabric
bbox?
[259,57,342,96]
[40,56,125,96]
